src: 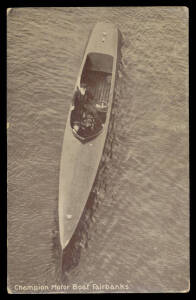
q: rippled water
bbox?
[7,7,189,293]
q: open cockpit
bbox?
[70,52,113,142]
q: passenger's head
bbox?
[73,124,79,132]
[79,83,87,96]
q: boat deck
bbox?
[82,70,112,106]
[59,22,119,249]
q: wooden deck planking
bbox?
[86,71,111,105]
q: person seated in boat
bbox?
[72,83,88,128]
[73,84,102,134]
[85,92,102,131]
[73,84,86,110]
[83,85,93,102]
[82,87,101,121]
[82,112,95,129]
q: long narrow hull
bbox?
[59,22,120,249]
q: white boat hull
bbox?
[59,22,120,249]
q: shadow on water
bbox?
[51,201,64,284]
[57,36,123,283]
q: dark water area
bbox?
[7,7,189,293]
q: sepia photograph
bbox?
[7,6,189,293]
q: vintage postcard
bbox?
[7,7,189,293]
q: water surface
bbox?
[7,7,189,293]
